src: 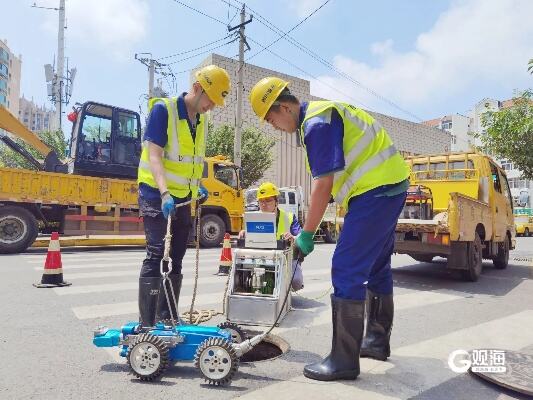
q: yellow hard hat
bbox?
[257,182,280,200]
[249,77,289,120]
[195,64,231,106]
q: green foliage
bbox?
[474,89,533,179]
[206,123,276,188]
[528,58,533,74]
[0,130,68,170]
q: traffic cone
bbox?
[33,232,72,288]
[218,233,232,275]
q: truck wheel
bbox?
[410,254,435,263]
[461,232,483,282]
[493,237,509,270]
[525,228,530,237]
[0,206,39,254]
[324,226,338,243]
[200,214,226,248]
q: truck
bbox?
[0,103,243,253]
[514,214,533,237]
[244,185,340,243]
[394,152,516,281]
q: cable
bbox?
[239,3,423,122]
[169,0,227,25]
[245,0,331,63]
[166,38,238,65]
[157,35,234,61]
[247,36,372,110]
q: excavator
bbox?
[0,101,141,178]
[0,103,244,253]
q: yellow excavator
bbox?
[0,103,244,253]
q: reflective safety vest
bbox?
[137,97,206,199]
[300,101,409,208]
[277,208,293,240]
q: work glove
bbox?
[161,191,175,219]
[198,186,209,205]
[295,230,315,256]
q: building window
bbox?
[500,159,513,171]
[441,120,452,130]
[451,135,457,144]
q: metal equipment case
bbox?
[226,243,292,326]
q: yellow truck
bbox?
[0,103,243,253]
[515,214,533,237]
[394,152,515,281]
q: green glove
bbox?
[296,230,315,256]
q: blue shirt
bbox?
[139,93,199,200]
[300,102,408,197]
[300,102,345,178]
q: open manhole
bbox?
[240,333,290,363]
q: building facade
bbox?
[0,39,22,117]
[193,54,450,202]
[19,96,55,132]
[423,113,471,152]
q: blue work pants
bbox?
[332,186,406,300]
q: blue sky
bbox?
[3,0,533,123]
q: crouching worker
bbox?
[239,182,304,291]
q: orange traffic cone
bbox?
[218,233,232,275]
[33,232,72,288]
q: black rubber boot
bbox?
[138,277,160,329]
[156,274,183,323]
[303,294,365,381]
[360,290,394,361]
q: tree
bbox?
[528,58,533,74]
[474,89,533,179]
[206,123,276,188]
[0,130,68,170]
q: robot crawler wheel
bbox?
[127,333,169,381]
[217,321,247,343]
[194,337,239,386]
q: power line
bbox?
[239,3,424,122]
[169,0,227,25]
[157,35,234,61]
[245,0,331,63]
[246,36,372,111]
[166,38,238,65]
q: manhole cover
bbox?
[240,333,289,363]
[470,350,533,396]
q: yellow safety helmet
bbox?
[249,77,289,120]
[195,64,231,106]
[257,182,280,200]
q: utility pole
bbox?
[148,59,155,98]
[228,5,252,167]
[135,54,166,99]
[35,0,75,133]
[56,0,65,132]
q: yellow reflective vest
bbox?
[137,97,205,199]
[277,208,293,240]
[300,101,409,208]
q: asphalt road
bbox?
[1,238,532,399]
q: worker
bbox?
[249,77,409,381]
[137,65,231,329]
[239,182,304,290]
